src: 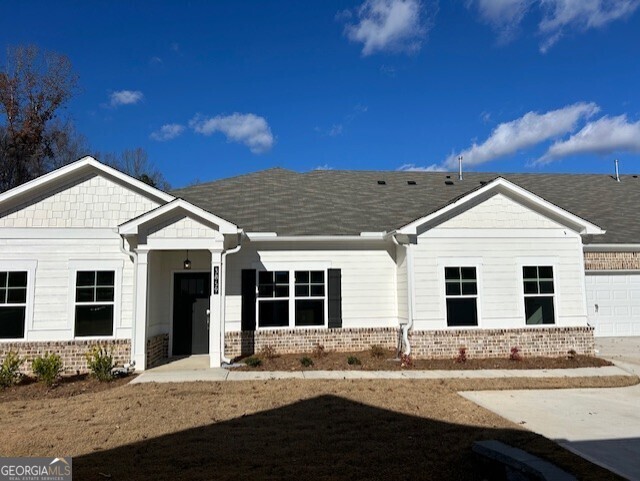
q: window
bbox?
[257,271,289,327]
[75,271,115,336]
[445,267,478,327]
[256,269,328,328]
[295,271,325,326]
[0,271,28,338]
[523,266,555,325]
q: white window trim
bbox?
[517,258,558,326]
[252,262,331,330]
[437,258,483,329]
[68,260,123,339]
[0,260,37,340]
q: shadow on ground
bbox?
[74,394,620,481]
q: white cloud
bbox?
[470,0,640,51]
[343,0,428,55]
[537,115,640,163]
[539,0,640,52]
[443,102,599,168]
[328,124,344,136]
[189,113,274,154]
[314,164,334,170]
[397,163,444,172]
[472,0,534,42]
[150,123,185,142]
[109,90,144,107]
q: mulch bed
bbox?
[235,348,612,371]
[0,373,134,402]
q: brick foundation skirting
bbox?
[146,333,169,369]
[0,339,131,375]
[225,326,594,359]
[584,251,640,270]
[409,326,594,358]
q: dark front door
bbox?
[173,273,211,355]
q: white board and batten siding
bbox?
[412,193,589,330]
[0,174,160,341]
[586,274,640,337]
[224,241,399,331]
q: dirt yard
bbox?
[237,347,612,371]
[1,376,636,480]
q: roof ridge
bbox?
[172,167,298,192]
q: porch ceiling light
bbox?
[183,251,192,270]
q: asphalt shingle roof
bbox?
[171,168,640,244]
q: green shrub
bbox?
[300,356,314,368]
[0,352,24,388]
[85,346,115,382]
[32,353,63,387]
[370,345,385,359]
[245,356,262,367]
[347,356,361,366]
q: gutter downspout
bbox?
[118,234,138,369]
[391,234,414,356]
[219,232,244,364]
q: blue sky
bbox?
[2,0,640,187]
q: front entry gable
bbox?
[0,156,173,229]
[397,177,605,237]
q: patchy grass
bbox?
[237,348,612,371]
[0,377,634,480]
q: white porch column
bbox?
[209,250,223,368]
[132,249,149,370]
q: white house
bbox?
[0,156,637,371]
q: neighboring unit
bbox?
[0,157,637,371]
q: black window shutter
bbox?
[241,269,256,331]
[328,268,342,328]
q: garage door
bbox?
[585,273,640,337]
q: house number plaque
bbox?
[213,266,219,294]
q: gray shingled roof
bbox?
[171,168,640,244]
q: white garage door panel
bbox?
[586,273,640,337]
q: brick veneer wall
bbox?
[0,339,130,375]
[224,326,594,359]
[409,327,594,358]
[225,328,399,358]
[584,251,640,270]
[146,333,169,369]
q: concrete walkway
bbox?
[130,355,633,383]
[460,337,640,481]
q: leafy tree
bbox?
[0,45,81,191]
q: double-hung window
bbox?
[257,269,327,328]
[75,271,115,336]
[294,271,325,326]
[0,271,28,338]
[523,266,555,325]
[445,267,478,326]
[257,271,290,327]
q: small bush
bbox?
[567,349,577,360]
[312,343,327,358]
[509,346,522,362]
[85,346,115,382]
[300,356,314,368]
[32,353,63,387]
[455,346,467,364]
[347,356,361,366]
[259,345,278,360]
[0,352,24,388]
[370,345,385,359]
[244,356,262,367]
[400,353,413,368]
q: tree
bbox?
[0,45,80,191]
[98,148,170,190]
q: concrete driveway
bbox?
[461,337,640,481]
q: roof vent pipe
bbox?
[458,155,463,181]
[615,159,620,182]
